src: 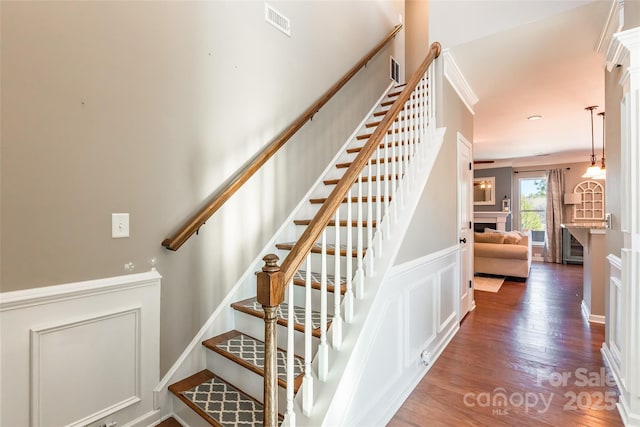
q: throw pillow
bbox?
[474,232,505,244]
[483,228,522,244]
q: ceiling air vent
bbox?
[265,3,291,37]
[390,57,400,84]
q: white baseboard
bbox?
[124,409,160,427]
[581,299,606,324]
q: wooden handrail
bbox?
[279,42,442,285]
[162,24,403,251]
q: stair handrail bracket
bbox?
[161,24,403,252]
[259,42,441,426]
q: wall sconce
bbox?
[564,193,582,205]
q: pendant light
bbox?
[593,111,606,180]
[582,105,601,178]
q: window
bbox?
[519,176,547,245]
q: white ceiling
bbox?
[429,0,612,167]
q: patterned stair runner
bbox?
[231,297,332,338]
[169,370,271,427]
[275,241,365,258]
[292,269,346,294]
[203,330,304,391]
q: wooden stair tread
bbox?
[309,195,391,204]
[323,174,399,185]
[293,219,376,229]
[231,297,332,338]
[203,330,304,392]
[380,94,424,107]
[336,156,407,168]
[347,140,404,153]
[357,127,416,140]
[169,370,269,426]
[293,269,347,294]
[275,241,365,258]
[373,109,419,118]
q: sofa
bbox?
[474,229,532,279]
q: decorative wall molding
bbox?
[337,245,460,426]
[0,271,161,427]
[30,307,142,427]
[605,24,640,426]
[442,49,478,115]
[0,270,162,311]
[597,0,624,71]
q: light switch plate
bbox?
[112,213,129,238]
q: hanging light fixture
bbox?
[582,105,601,178]
[593,111,606,180]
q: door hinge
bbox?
[469,221,472,229]
[468,162,472,170]
[469,280,472,288]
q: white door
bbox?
[457,133,474,318]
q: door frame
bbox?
[457,132,475,318]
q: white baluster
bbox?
[332,209,342,349]
[356,175,364,299]
[399,103,406,208]
[403,98,410,191]
[375,143,382,256]
[420,77,427,149]
[384,130,390,238]
[286,278,296,426]
[391,117,398,225]
[345,189,354,323]
[419,77,425,154]
[429,66,436,132]
[319,230,328,381]
[367,158,374,275]
[302,257,313,416]
[409,88,418,180]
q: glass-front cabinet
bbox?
[562,227,583,264]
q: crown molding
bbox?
[597,0,624,71]
[442,49,478,115]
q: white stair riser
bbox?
[172,395,214,427]
[204,350,289,415]
[291,283,340,316]
[293,223,384,249]
[274,251,357,278]
[233,310,320,357]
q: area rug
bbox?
[474,276,505,293]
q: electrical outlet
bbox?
[112,213,129,238]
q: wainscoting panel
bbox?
[0,271,161,427]
[438,264,458,334]
[406,276,436,368]
[340,246,460,426]
[31,308,141,426]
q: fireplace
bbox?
[473,211,511,232]
[474,222,496,233]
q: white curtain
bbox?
[545,168,564,263]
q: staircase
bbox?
[161,43,443,426]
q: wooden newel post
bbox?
[257,254,285,427]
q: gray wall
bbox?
[395,63,473,264]
[474,167,513,230]
[0,0,404,374]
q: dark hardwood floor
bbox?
[389,262,623,426]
